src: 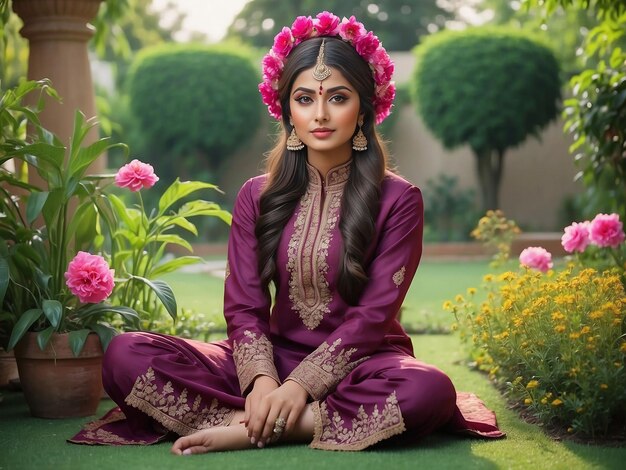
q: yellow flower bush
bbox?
[448,265,626,437]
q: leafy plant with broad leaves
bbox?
[99,176,232,331]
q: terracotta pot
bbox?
[0,348,19,387]
[14,332,104,418]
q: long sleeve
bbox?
[224,177,280,394]
[286,185,423,400]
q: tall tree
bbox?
[226,0,453,51]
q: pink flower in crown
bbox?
[115,159,158,192]
[355,31,380,61]
[561,221,590,253]
[258,82,281,119]
[338,16,365,43]
[519,247,553,273]
[374,82,396,124]
[262,51,284,82]
[272,27,294,58]
[371,47,394,85]
[314,11,340,36]
[589,213,625,248]
[291,16,314,42]
[65,251,115,304]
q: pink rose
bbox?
[589,213,625,248]
[314,11,340,36]
[561,221,590,253]
[115,159,158,192]
[338,16,365,43]
[519,247,553,273]
[65,251,115,304]
[272,27,294,58]
[291,16,314,41]
[258,82,281,119]
[371,47,394,85]
[355,31,380,61]
[262,51,284,82]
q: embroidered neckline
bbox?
[306,160,351,189]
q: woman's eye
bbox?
[295,96,313,104]
[330,95,347,103]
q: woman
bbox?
[70,12,503,452]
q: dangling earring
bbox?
[352,116,367,151]
[286,122,304,151]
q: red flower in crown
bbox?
[259,12,395,125]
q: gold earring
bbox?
[287,126,304,151]
[352,117,367,151]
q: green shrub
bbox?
[412,27,561,210]
[448,266,626,438]
[127,43,262,184]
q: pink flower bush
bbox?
[588,213,625,248]
[115,159,159,192]
[519,247,553,273]
[561,221,590,253]
[65,252,115,304]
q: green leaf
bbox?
[158,179,219,216]
[79,303,140,326]
[91,323,118,352]
[70,139,127,181]
[108,194,138,232]
[42,299,62,329]
[150,256,203,277]
[7,308,43,351]
[26,191,49,224]
[0,256,8,306]
[150,234,193,252]
[68,329,91,357]
[68,110,89,163]
[131,275,177,321]
[36,326,55,351]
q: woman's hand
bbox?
[244,375,280,435]
[246,380,309,447]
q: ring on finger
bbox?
[272,417,286,439]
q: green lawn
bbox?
[1,260,624,469]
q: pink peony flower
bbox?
[561,221,590,253]
[338,16,365,43]
[519,247,553,273]
[65,252,115,304]
[262,51,284,82]
[258,82,281,119]
[291,16,314,41]
[589,213,625,248]
[272,27,294,58]
[371,47,394,85]
[355,31,380,61]
[314,11,340,36]
[115,159,159,192]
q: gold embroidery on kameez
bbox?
[392,266,406,288]
[69,408,153,445]
[287,338,368,400]
[125,367,235,436]
[286,163,350,330]
[232,330,279,391]
[310,391,406,451]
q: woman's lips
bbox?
[311,129,334,139]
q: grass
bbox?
[1,260,625,469]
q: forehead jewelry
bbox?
[312,39,332,95]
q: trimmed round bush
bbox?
[127,43,261,177]
[411,27,561,209]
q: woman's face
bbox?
[289,66,361,159]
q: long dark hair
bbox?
[255,37,389,305]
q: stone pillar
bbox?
[12,0,105,171]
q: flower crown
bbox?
[258,11,395,125]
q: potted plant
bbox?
[0,80,231,417]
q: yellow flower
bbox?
[442,300,453,310]
[499,271,516,282]
[483,274,494,283]
[524,398,533,405]
[620,343,626,354]
[526,380,539,389]
[600,384,608,390]
[589,310,604,320]
[581,326,591,335]
[569,332,581,339]
[554,324,566,333]
[567,427,574,433]
[467,287,477,296]
[455,295,465,303]
[551,311,565,321]
[551,398,563,406]
[541,397,548,405]
[502,299,514,311]
[451,323,458,331]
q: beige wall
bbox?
[219,52,583,231]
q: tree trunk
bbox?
[475,149,505,211]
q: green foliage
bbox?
[412,27,561,210]
[127,43,262,185]
[101,179,231,330]
[470,209,521,268]
[448,266,626,438]
[226,0,453,51]
[0,1,28,89]
[422,174,479,242]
